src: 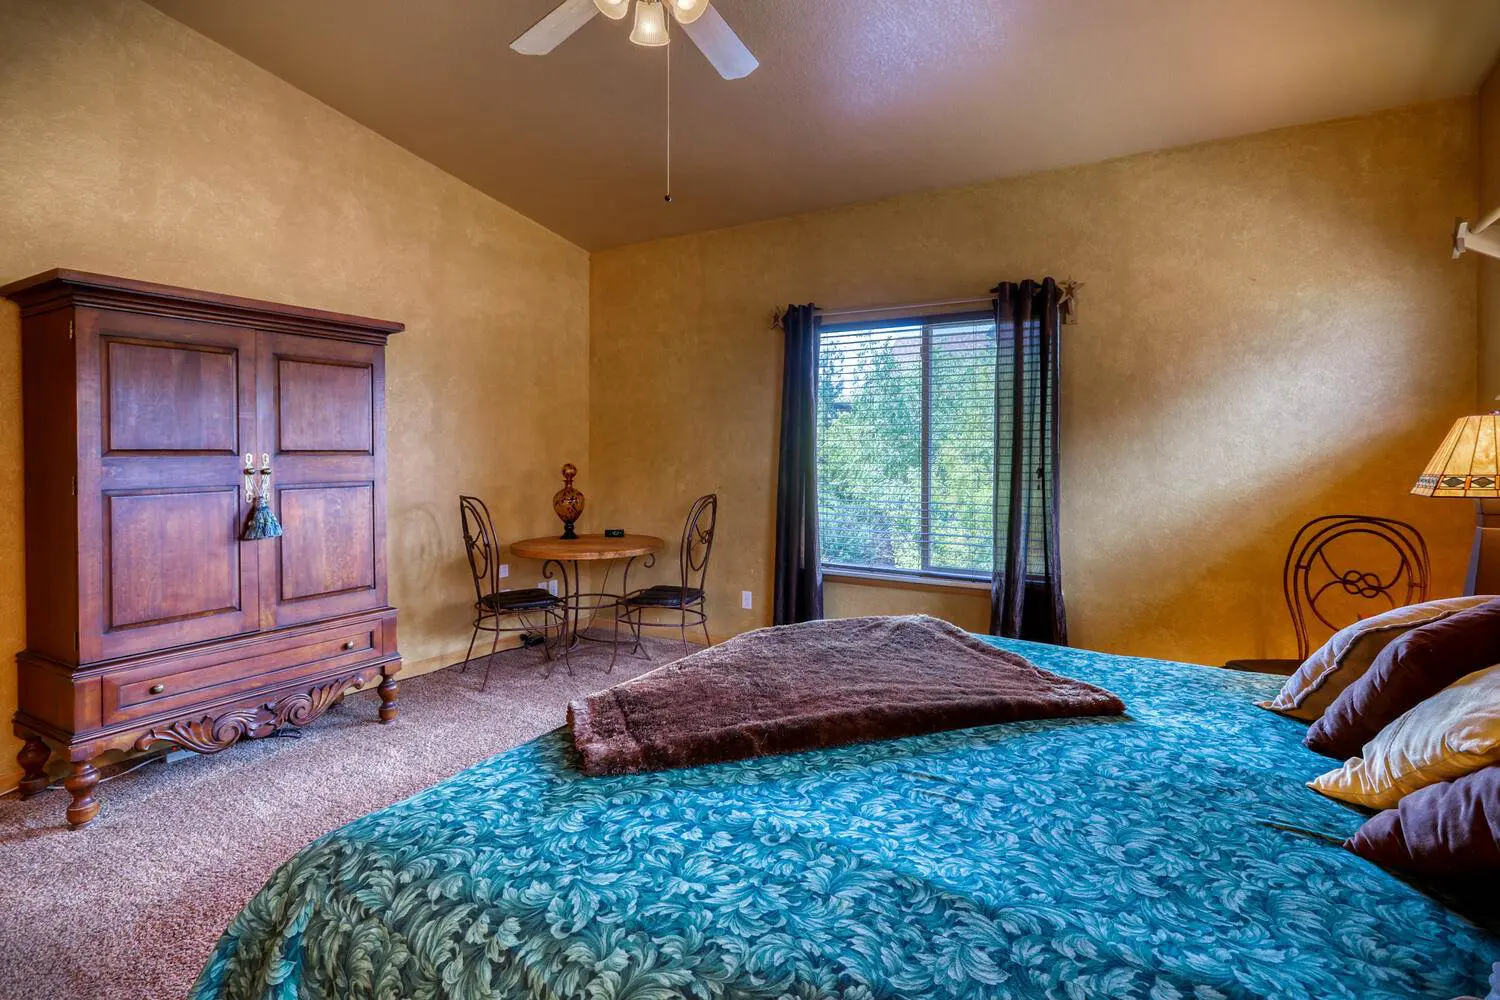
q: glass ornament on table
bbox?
[553,463,586,539]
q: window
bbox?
[817,312,999,581]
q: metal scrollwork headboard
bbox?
[1282,514,1430,660]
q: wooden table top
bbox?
[510,533,665,561]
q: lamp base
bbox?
[1466,499,1500,595]
[559,520,578,541]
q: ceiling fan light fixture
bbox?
[593,0,629,20]
[670,0,710,24]
[629,0,670,46]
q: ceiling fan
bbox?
[511,0,758,80]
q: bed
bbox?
[191,637,1500,999]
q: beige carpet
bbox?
[0,633,686,1000]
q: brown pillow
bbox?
[1257,596,1491,722]
[1306,598,1500,759]
[1346,765,1500,874]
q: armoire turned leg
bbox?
[17,736,50,798]
[378,670,400,723]
[64,759,101,829]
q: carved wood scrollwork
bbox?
[133,670,374,754]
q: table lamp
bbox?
[1412,412,1500,595]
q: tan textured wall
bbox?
[823,581,990,635]
[1481,63,1500,408]
[591,100,1480,665]
[0,0,590,787]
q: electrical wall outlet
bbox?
[741,590,753,610]
[498,563,509,579]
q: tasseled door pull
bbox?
[242,452,283,541]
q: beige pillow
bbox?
[1307,662,1500,810]
[1258,596,1492,722]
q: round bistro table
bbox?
[509,533,665,651]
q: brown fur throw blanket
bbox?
[568,614,1124,776]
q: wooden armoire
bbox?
[2,270,402,828]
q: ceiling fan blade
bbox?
[680,5,758,80]
[511,0,598,56]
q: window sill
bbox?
[822,567,991,595]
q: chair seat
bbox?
[624,585,704,609]
[480,588,559,613]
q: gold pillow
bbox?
[1307,662,1500,810]
[1258,596,1492,722]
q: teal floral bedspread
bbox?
[191,639,1500,1000]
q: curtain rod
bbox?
[770,281,1081,330]
[817,295,994,320]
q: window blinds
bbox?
[817,314,999,579]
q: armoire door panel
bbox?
[277,358,374,453]
[79,308,262,663]
[107,489,241,628]
[97,485,258,658]
[278,484,376,601]
[258,333,388,629]
[104,338,239,453]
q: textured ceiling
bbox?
[144,0,1500,250]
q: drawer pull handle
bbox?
[343,640,357,650]
[149,683,166,695]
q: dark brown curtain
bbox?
[990,279,1067,643]
[773,304,824,625]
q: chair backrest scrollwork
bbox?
[458,495,501,605]
[1282,514,1430,660]
[678,494,718,594]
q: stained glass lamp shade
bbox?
[1412,413,1500,497]
[1413,412,1500,595]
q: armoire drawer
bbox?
[101,618,389,726]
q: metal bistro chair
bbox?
[1226,513,1429,674]
[459,495,570,687]
[612,494,718,669]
